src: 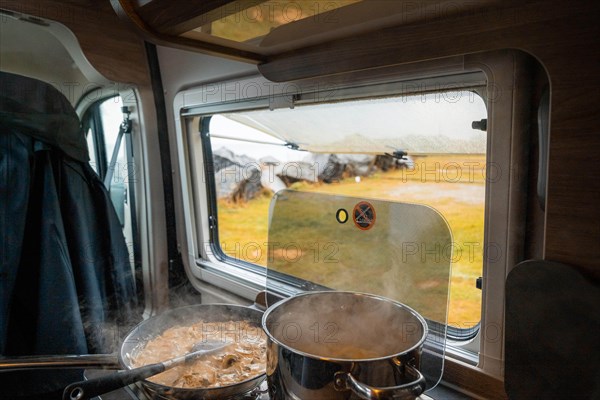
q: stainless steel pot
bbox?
[262,292,427,400]
[119,304,265,400]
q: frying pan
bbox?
[70,304,265,400]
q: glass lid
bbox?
[266,190,452,389]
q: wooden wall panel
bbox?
[259,0,600,279]
[135,0,241,35]
[0,0,151,87]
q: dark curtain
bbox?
[0,71,137,357]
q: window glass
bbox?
[86,127,98,174]
[100,96,129,186]
[206,91,487,329]
[84,95,139,286]
[222,92,487,154]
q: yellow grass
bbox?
[217,155,486,327]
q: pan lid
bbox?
[265,190,451,390]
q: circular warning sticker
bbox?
[336,208,348,224]
[353,201,376,230]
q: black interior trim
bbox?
[143,42,185,289]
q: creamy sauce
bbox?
[130,320,266,388]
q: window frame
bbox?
[172,53,533,379]
[79,92,144,307]
[183,73,486,310]
[198,115,272,274]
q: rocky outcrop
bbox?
[213,147,415,202]
[231,168,264,203]
[213,147,261,200]
[374,154,415,171]
[212,147,256,172]
[303,153,376,182]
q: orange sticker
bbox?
[353,201,376,230]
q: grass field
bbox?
[216,155,486,327]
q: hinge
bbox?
[208,215,217,230]
[269,95,295,111]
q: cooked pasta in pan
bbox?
[130,320,266,388]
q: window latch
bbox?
[472,119,487,131]
[121,106,132,134]
[476,277,483,290]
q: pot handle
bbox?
[334,364,426,400]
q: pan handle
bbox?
[334,363,426,400]
[62,362,165,400]
[0,354,119,371]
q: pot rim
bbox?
[262,291,429,363]
[118,303,267,394]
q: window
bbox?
[83,95,140,291]
[84,96,132,190]
[200,90,487,335]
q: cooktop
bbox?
[88,370,438,400]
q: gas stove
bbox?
[88,370,434,400]
[87,294,436,400]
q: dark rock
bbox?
[374,154,415,171]
[213,147,261,199]
[231,168,264,203]
[306,154,376,182]
[276,161,321,184]
[374,155,396,171]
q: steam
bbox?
[264,292,425,360]
[120,305,263,365]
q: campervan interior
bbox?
[0,1,599,399]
